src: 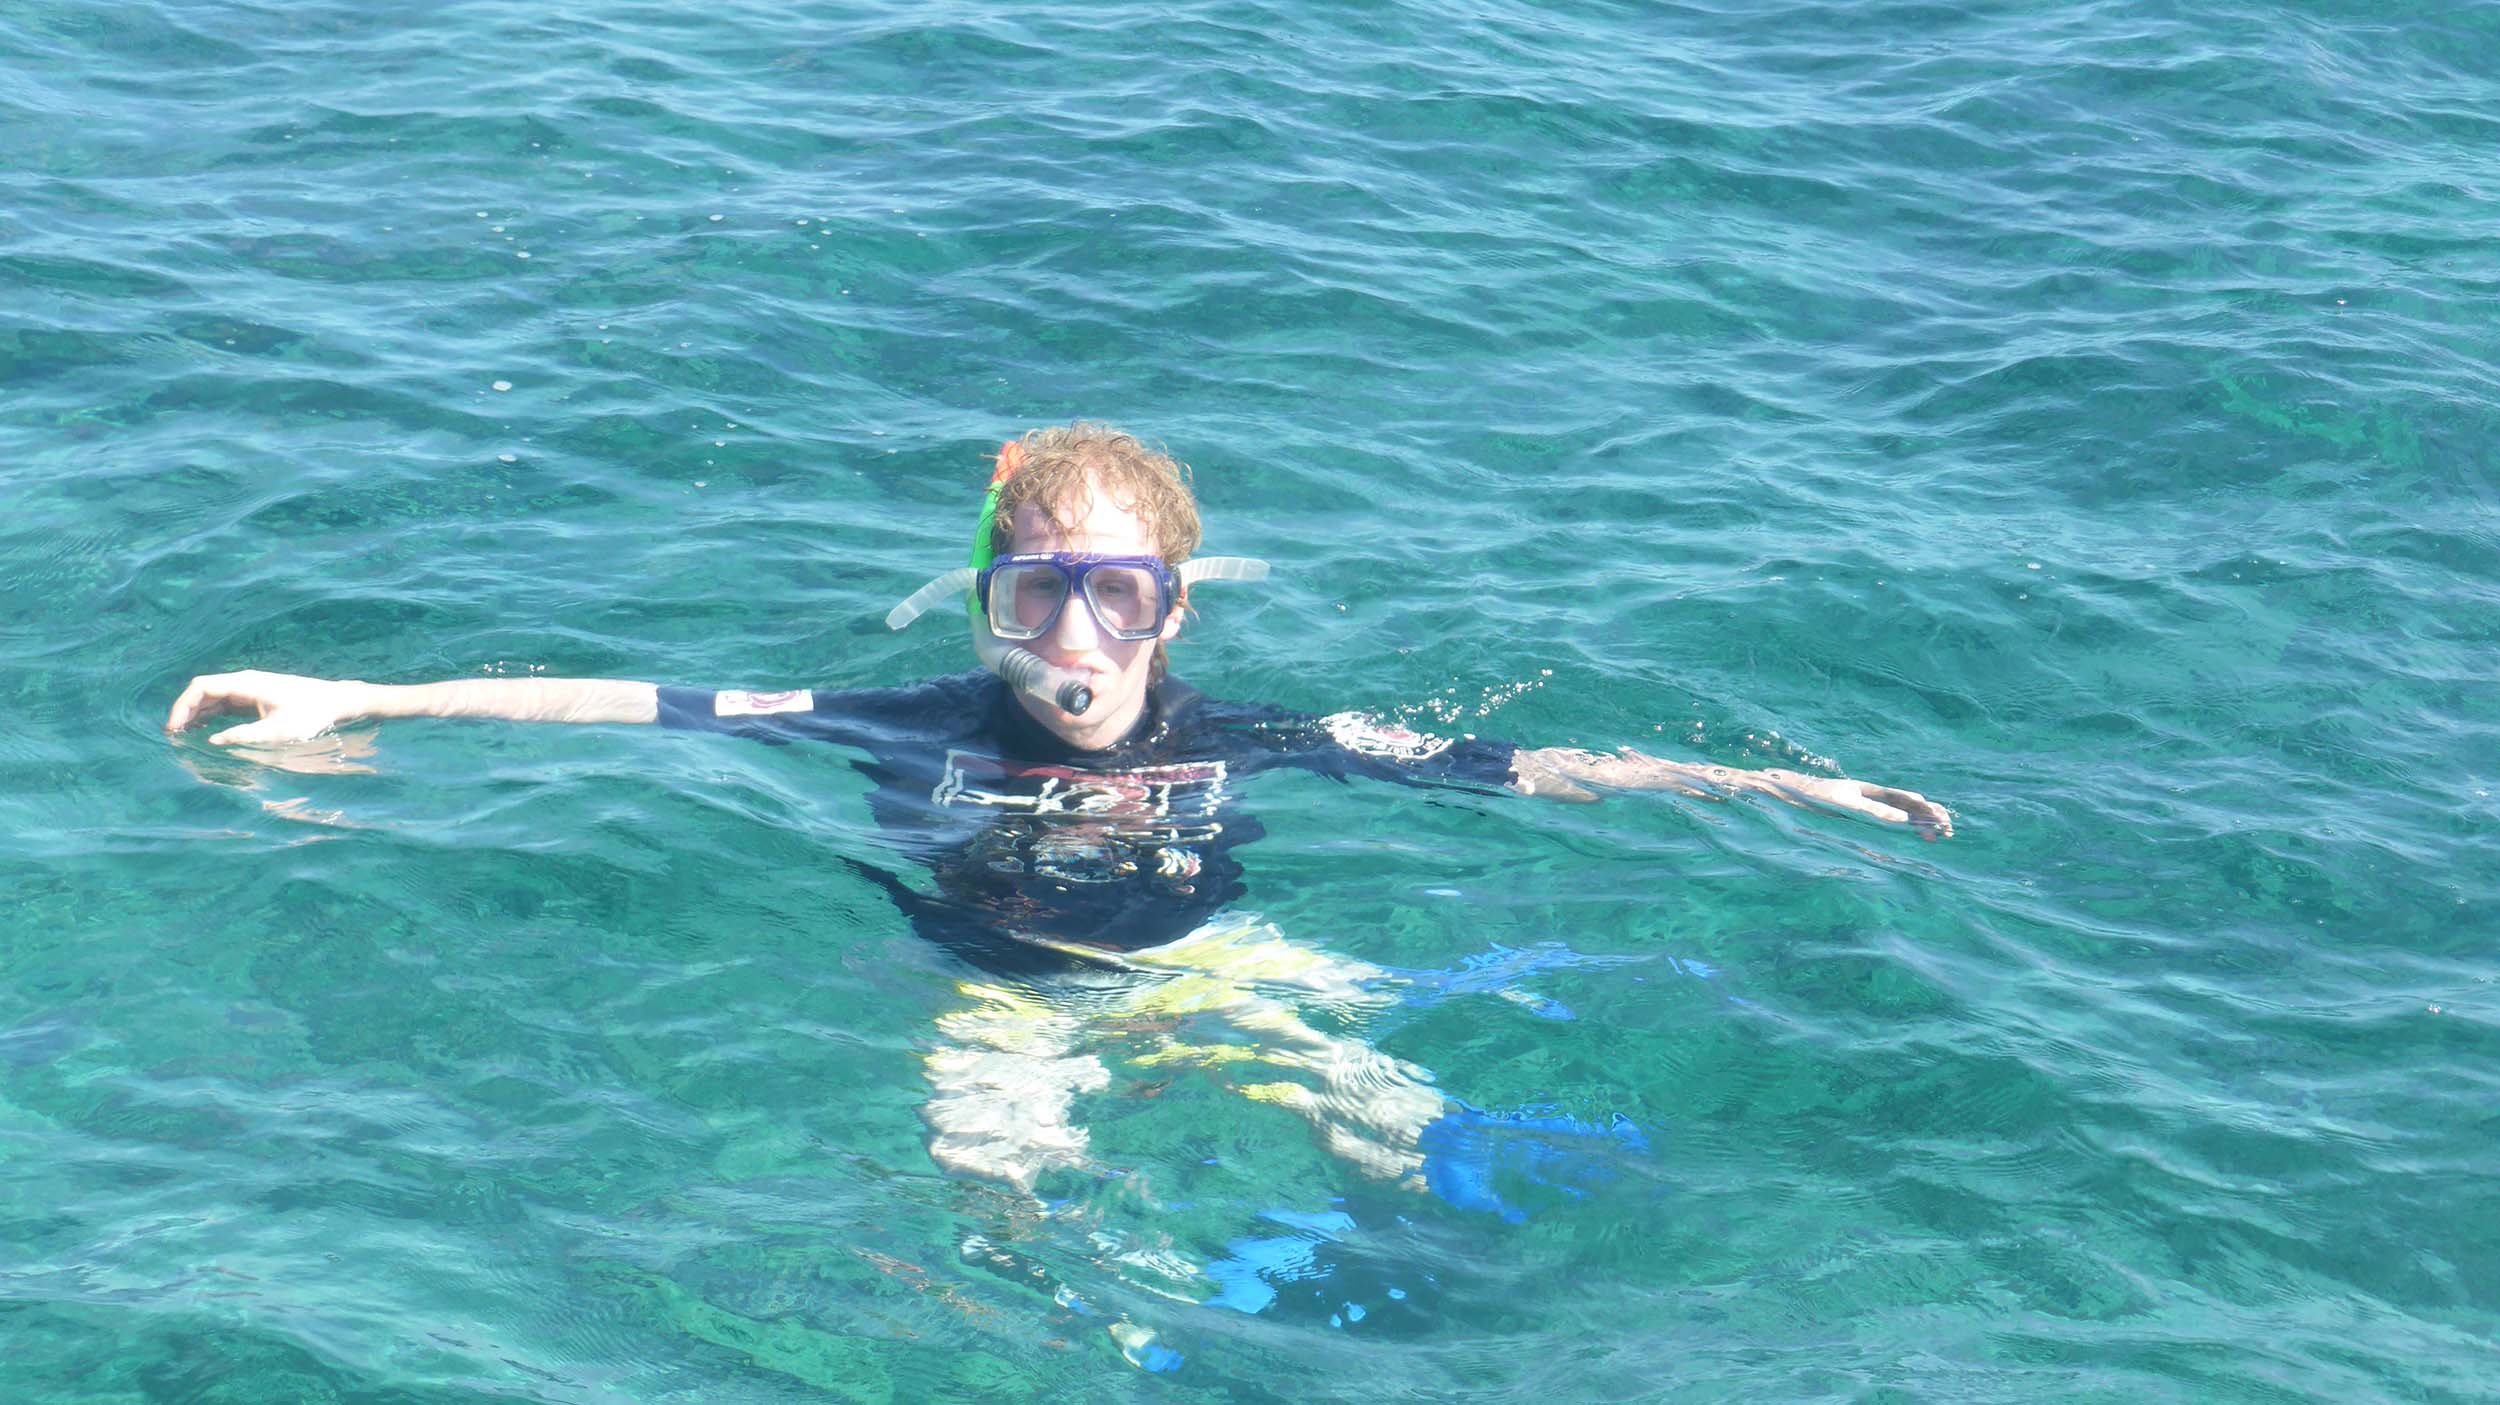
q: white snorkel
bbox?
[884,441,1269,717]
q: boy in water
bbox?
[166,424,1950,1202]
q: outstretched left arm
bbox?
[1509,746,1953,840]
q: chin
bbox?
[1067,680,1146,728]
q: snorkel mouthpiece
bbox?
[883,439,1269,719]
[987,646,1093,716]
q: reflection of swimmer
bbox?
[165,425,1953,1349]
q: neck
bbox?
[1015,684,1149,753]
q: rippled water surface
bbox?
[5,1,2497,1400]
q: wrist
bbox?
[353,681,416,720]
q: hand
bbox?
[1744,767,1954,840]
[165,670,371,746]
[1511,746,1955,840]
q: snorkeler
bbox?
[164,424,1952,1202]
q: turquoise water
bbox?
[5,0,2497,1398]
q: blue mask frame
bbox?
[977,552,1180,642]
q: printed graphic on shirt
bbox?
[715,689,815,717]
[933,750,1228,886]
[1319,711,1453,762]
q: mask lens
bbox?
[990,562,1068,638]
[1083,564,1164,636]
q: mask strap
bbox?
[887,439,1023,632]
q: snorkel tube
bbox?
[968,442,1095,717]
[883,440,1272,717]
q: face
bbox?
[1000,481,1182,751]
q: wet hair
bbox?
[986,422,1201,567]
[987,422,1203,682]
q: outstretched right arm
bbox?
[165,670,657,746]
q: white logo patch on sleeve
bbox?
[714,689,813,717]
[1320,711,1453,762]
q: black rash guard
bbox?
[656,672,1520,975]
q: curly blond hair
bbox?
[985,423,1204,681]
[986,422,1201,566]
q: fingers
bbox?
[1861,785,1954,840]
[166,670,279,733]
[1760,774,1956,840]
[166,675,233,732]
[1847,794,1914,826]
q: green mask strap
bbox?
[967,485,1003,608]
